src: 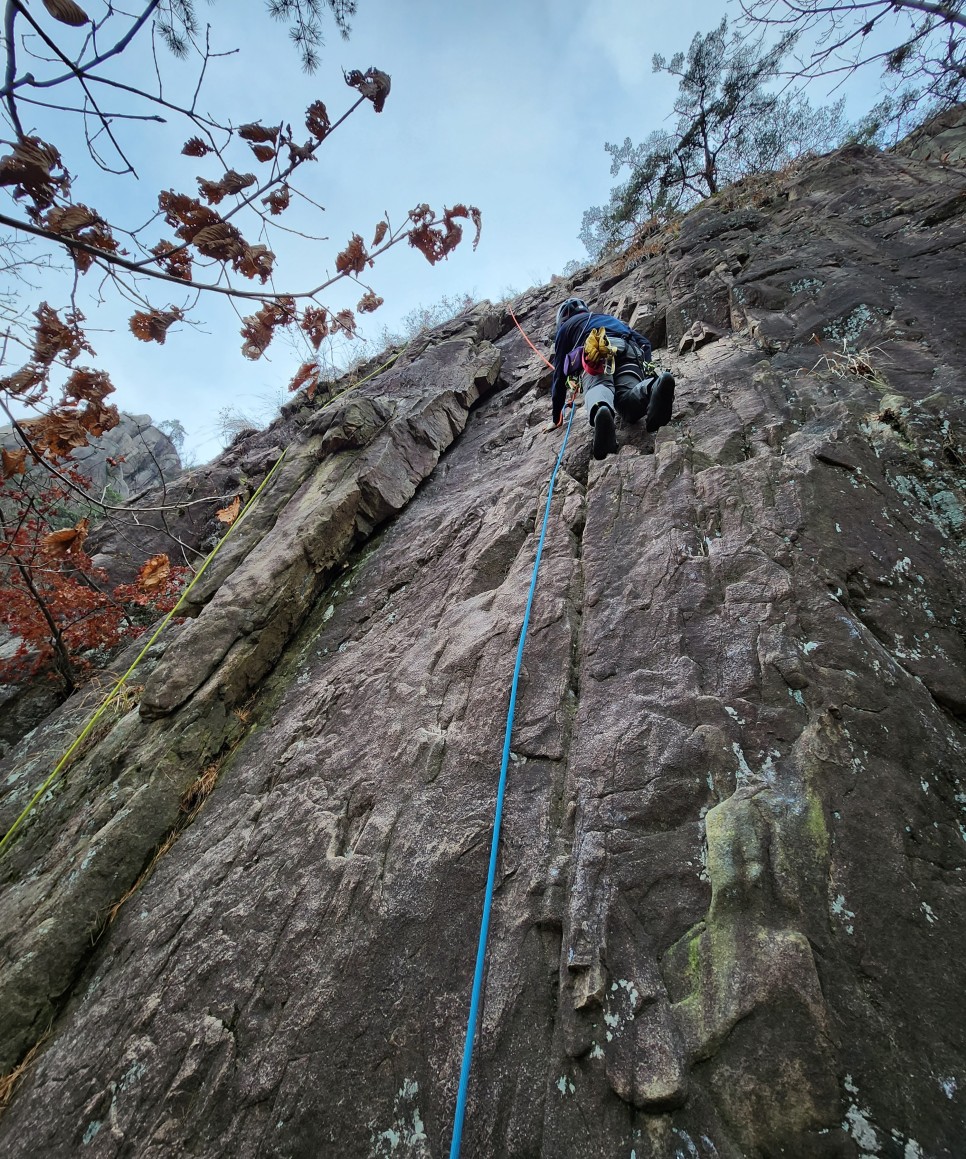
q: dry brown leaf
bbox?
[357,290,384,314]
[42,517,89,557]
[216,496,241,526]
[333,309,356,337]
[305,101,331,140]
[335,233,367,276]
[286,141,316,165]
[33,302,90,365]
[22,413,91,459]
[2,448,27,479]
[192,221,244,260]
[128,308,184,344]
[62,367,115,405]
[150,240,193,282]
[239,298,296,360]
[288,360,320,396]
[263,185,290,215]
[299,306,329,350]
[344,68,391,113]
[197,170,256,205]
[42,0,89,25]
[181,137,211,158]
[0,136,66,212]
[372,221,388,247]
[0,365,45,398]
[136,554,171,590]
[43,204,101,235]
[232,244,275,283]
[238,123,279,144]
[250,143,276,164]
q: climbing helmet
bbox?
[555,297,589,330]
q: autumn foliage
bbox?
[0,466,188,691]
[1,26,480,421]
[0,6,481,694]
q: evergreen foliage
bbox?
[580,20,849,260]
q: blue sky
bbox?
[2,0,885,463]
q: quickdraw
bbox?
[554,375,581,428]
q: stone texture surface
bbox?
[0,120,965,1158]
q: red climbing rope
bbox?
[508,305,553,370]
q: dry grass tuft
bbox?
[106,683,144,714]
[105,760,223,927]
[180,762,220,818]
[105,830,179,926]
[806,338,891,391]
[0,1032,49,1113]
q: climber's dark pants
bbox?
[581,346,651,426]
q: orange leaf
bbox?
[216,496,241,525]
[42,517,89,557]
[136,554,171,590]
[2,448,27,479]
[335,233,367,276]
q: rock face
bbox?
[0,412,182,500]
[1,119,965,1159]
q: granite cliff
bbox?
[0,111,964,1158]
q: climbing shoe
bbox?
[592,405,618,460]
[645,372,675,433]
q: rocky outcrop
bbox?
[0,119,964,1158]
[0,412,181,500]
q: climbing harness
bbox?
[449,313,580,1159]
[0,449,289,861]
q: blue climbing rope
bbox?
[448,394,580,1159]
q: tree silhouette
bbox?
[580,19,848,259]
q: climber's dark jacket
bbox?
[550,312,653,424]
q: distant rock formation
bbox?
[0,414,182,752]
[0,113,964,1157]
[0,412,182,500]
[75,412,182,498]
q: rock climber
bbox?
[550,297,675,459]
